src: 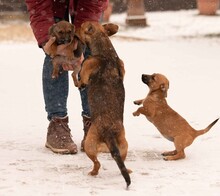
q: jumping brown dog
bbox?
[133,73,219,161]
[77,21,130,187]
[44,21,83,87]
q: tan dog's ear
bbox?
[103,23,119,36]
[160,84,168,97]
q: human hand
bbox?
[61,53,84,71]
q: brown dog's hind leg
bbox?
[87,154,101,176]
[117,129,132,174]
[117,130,128,161]
[84,126,101,176]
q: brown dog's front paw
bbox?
[78,82,87,90]
[72,78,79,87]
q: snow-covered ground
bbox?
[0,10,220,196]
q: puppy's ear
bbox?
[103,23,119,36]
[160,84,168,97]
[49,24,56,36]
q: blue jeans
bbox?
[42,53,90,120]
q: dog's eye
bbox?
[152,75,156,81]
[58,30,64,34]
[86,25,94,34]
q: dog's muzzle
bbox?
[57,38,71,45]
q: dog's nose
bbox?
[142,74,151,84]
[64,37,71,44]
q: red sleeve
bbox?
[25,0,109,46]
[74,0,109,28]
[25,0,54,47]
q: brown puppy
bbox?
[77,21,130,187]
[133,73,219,161]
[44,21,83,86]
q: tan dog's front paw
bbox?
[133,99,143,105]
[133,111,140,116]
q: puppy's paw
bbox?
[51,74,58,79]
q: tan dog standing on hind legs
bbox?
[133,73,219,161]
[77,21,131,188]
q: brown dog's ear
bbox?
[160,84,168,97]
[85,23,95,35]
[49,24,56,36]
[103,23,119,36]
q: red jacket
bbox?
[25,0,108,47]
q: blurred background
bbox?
[0,0,198,13]
[0,0,219,41]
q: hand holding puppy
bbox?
[43,36,84,71]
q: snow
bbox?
[1,10,220,195]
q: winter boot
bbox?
[81,115,91,152]
[45,116,78,154]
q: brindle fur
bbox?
[77,21,130,187]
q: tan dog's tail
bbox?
[104,133,131,188]
[195,118,219,137]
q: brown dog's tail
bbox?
[104,133,131,188]
[195,118,219,137]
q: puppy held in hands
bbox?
[44,20,83,87]
[133,73,219,161]
[77,21,130,188]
